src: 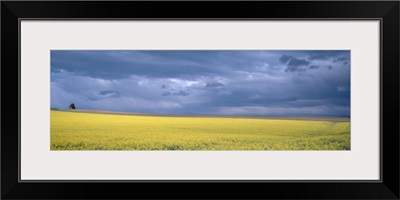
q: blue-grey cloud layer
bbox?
[51,50,350,116]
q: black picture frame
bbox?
[2,1,399,199]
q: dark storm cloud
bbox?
[309,54,331,61]
[160,90,190,97]
[205,82,224,87]
[278,54,310,72]
[162,91,171,96]
[308,51,332,60]
[334,57,350,62]
[99,90,119,95]
[284,57,310,72]
[285,65,306,72]
[173,90,190,96]
[51,50,350,116]
[51,50,274,80]
[288,57,310,67]
[279,54,293,63]
[308,50,350,61]
[51,50,223,80]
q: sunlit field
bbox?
[50,110,350,150]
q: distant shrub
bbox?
[68,103,76,109]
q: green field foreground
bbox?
[50,110,350,150]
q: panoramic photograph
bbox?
[50,50,350,150]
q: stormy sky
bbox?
[51,50,350,116]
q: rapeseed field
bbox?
[50,110,350,150]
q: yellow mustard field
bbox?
[50,110,350,150]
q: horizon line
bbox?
[50,108,350,122]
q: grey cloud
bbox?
[51,50,350,116]
[86,95,101,101]
[335,57,350,62]
[161,89,190,97]
[308,51,350,61]
[52,50,280,81]
[279,55,310,72]
[288,57,310,67]
[51,50,224,80]
[205,82,224,87]
[98,90,121,98]
[279,54,293,63]
[309,54,330,60]
[99,90,117,95]
[285,65,307,72]
[162,91,171,96]
[173,90,190,96]
[337,87,349,92]
[308,52,336,60]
